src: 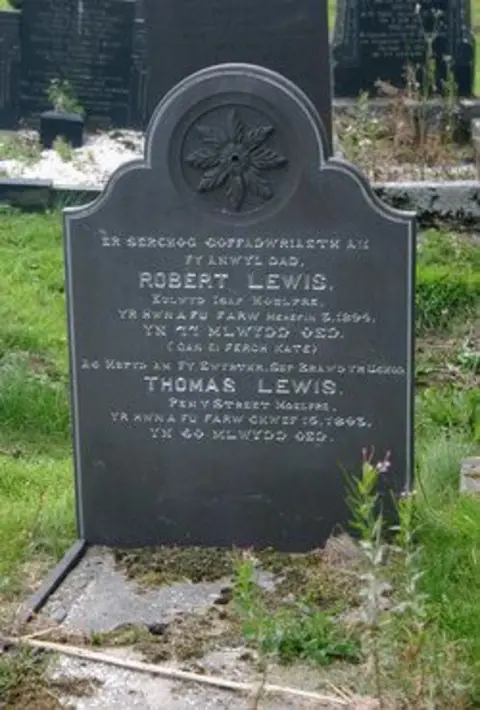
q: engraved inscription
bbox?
[77,227,408,447]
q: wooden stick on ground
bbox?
[4,635,349,706]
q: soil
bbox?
[103,543,362,667]
[114,545,360,611]
[91,607,243,665]
[114,545,235,585]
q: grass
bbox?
[0,210,478,706]
[413,440,480,703]
[416,229,480,335]
[0,211,73,593]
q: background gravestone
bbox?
[128,0,149,128]
[20,0,135,126]
[144,0,333,153]
[0,9,20,129]
[64,64,415,552]
[333,0,475,97]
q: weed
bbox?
[336,5,477,181]
[345,443,479,708]
[47,78,84,116]
[345,449,392,709]
[233,553,360,667]
[0,132,42,165]
[336,92,384,180]
[53,136,74,162]
[456,335,480,376]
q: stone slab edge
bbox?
[333,97,480,120]
[0,178,478,227]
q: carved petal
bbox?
[226,109,245,143]
[225,174,245,210]
[244,168,273,200]
[250,147,288,170]
[185,147,220,169]
[197,166,229,192]
[245,125,274,150]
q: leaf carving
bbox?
[245,125,274,150]
[197,166,229,192]
[186,108,287,211]
[243,168,273,200]
[185,148,220,169]
[250,146,287,170]
[226,109,244,142]
[225,175,245,211]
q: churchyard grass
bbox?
[0,209,478,706]
[0,211,74,598]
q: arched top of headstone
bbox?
[64,63,414,228]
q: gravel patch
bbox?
[0,130,144,188]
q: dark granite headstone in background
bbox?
[144,0,333,153]
[333,0,475,97]
[129,0,149,128]
[0,10,20,129]
[64,64,414,551]
[20,0,135,126]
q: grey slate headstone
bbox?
[0,10,20,128]
[333,0,475,97]
[20,0,135,126]
[144,0,333,153]
[64,64,415,551]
